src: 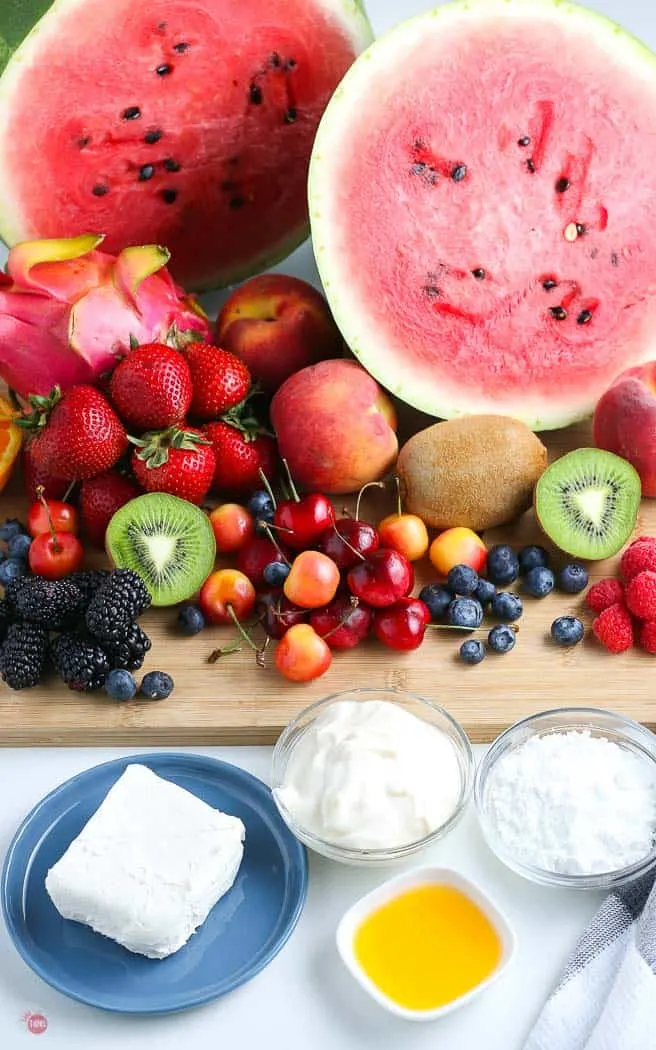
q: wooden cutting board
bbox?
[0,416,654,746]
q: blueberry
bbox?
[8,533,32,560]
[518,545,550,574]
[459,639,486,664]
[248,490,275,517]
[263,561,290,587]
[474,578,496,607]
[448,597,483,630]
[522,565,555,598]
[177,604,206,635]
[551,615,585,647]
[419,583,453,621]
[105,669,137,701]
[0,559,26,586]
[486,544,520,586]
[490,591,523,622]
[140,670,174,700]
[0,549,6,564]
[488,624,517,653]
[254,506,275,535]
[557,563,589,595]
[447,564,479,596]
[0,518,26,542]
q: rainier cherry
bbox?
[200,569,256,625]
[209,503,254,554]
[283,550,340,609]
[378,477,429,562]
[347,548,414,607]
[273,460,334,549]
[310,596,372,650]
[373,598,431,651]
[274,623,332,682]
[429,528,487,576]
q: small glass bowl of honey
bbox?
[336,865,515,1021]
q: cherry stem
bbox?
[227,604,263,654]
[255,635,270,669]
[393,474,402,518]
[320,597,360,640]
[281,458,300,503]
[63,480,76,503]
[330,519,365,562]
[36,484,61,553]
[340,506,353,519]
[207,642,242,663]
[257,469,278,510]
[355,480,385,522]
[257,522,291,566]
[425,623,520,634]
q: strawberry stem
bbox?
[355,480,385,522]
[36,484,61,553]
[281,458,300,502]
[258,469,278,509]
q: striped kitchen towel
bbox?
[524,871,656,1050]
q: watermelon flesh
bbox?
[309,0,656,430]
[0,0,372,290]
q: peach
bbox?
[594,364,656,496]
[429,528,488,576]
[270,359,398,495]
[216,274,343,393]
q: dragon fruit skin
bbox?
[0,234,212,397]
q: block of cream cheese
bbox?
[45,763,245,959]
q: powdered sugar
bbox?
[485,730,656,875]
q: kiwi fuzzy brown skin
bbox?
[396,415,548,531]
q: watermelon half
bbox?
[309,0,656,430]
[0,0,372,290]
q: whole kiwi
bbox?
[396,415,548,531]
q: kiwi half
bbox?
[106,493,216,606]
[535,448,641,560]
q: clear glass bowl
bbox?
[475,707,656,890]
[271,688,474,867]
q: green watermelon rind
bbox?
[308,0,656,431]
[0,0,374,284]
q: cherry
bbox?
[318,518,379,570]
[310,596,372,649]
[29,531,83,579]
[274,623,332,682]
[200,569,256,625]
[28,496,78,538]
[347,548,414,607]
[284,550,340,609]
[237,535,288,589]
[373,597,431,651]
[273,459,334,549]
[429,527,487,576]
[258,592,309,640]
[377,476,428,562]
[209,503,254,553]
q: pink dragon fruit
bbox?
[0,234,212,397]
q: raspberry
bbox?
[585,578,624,614]
[620,537,656,582]
[625,571,656,621]
[592,603,634,654]
[639,621,656,655]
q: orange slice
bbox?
[0,394,23,494]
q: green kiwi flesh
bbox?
[535,448,641,560]
[106,493,216,606]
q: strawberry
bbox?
[23,386,128,482]
[22,443,70,501]
[130,426,215,504]
[80,471,141,548]
[109,343,193,431]
[203,421,278,496]
[185,343,251,420]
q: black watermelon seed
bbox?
[576,223,586,236]
[527,158,536,173]
[122,106,141,120]
[162,188,178,204]
[157,21,167,31]
[144,129,162,144]
[78,136,90,148]
[229,195,246,209]
[550,305,568,320]
[286,58,296,69]
[410,162,426,175]
[577,309,593,325]
[451,164,467,182]
[517,136,531,147]
[472,268,486,280]
[542,278,558,291]
[173,42,189,53]
[156,64,172,76]
[611,252,619,266]
[284,108,297,124]
[163,158,181,172]
[249,84,263,105]
[555,177,570,193]
[427,169,439,185]
[92,183,109,197]
[138,164,155,181]
[270,52,281,67]
[423,285,440,299]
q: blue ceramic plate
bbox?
[1,753,308,1014]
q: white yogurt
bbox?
[275,699,463,850]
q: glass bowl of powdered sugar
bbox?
[475,707,656,889]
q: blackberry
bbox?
[14,577,84,630]
[50,633,110,691]
[68,570,111,609]
[104,623,152,671]
[0,623,48,689]
[4,575,28,614]
[0,598,11,644]
[85,569,151,643]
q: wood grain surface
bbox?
[0,416,653,746]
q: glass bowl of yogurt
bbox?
[271,688,474,866]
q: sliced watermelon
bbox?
[0,0,372,290]
[309,0,656,430]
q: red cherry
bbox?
[274,623,332,682]
[310,596,372,649]
[347,548,414,607]
[28,532,84,579]
[373,598,430,651]
[318,518,379,570]
[28,498,78,538]
[274,493,335,550]
[258,592,309,640]
[237,536,288,589]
